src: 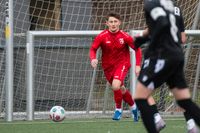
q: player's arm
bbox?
[134,30,150,48]
[126,35,136,50]
[135,48,142,76]
[179,12,187,44]
[126,35,142,75]
[126,33,147,50]
[181,32,186,44]
[126,35,142,64]
[89,35,101,69]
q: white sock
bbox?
[187,119,195,130]
[115,108,122,112]
[154,113,162,123]
[131,104,137,110]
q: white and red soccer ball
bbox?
[49,106,65,122]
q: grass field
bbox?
[0,118,187,133]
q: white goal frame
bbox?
[26,30,200,121]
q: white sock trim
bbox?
[115,108,122,112]
[187,119,195,130]
[154,113,161,123]
[131,104,137,110]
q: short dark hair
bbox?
[106,12,121,21]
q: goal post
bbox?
[5,0,14,122]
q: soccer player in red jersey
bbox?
[89,12,142,122]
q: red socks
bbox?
[113,89,123,108]
[113,89,135,108]
[122,90,134,106]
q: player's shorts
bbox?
[104,63,131,85]
[138,56,187,90]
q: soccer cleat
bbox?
[112,110,122,120]
[187,126,199,133]
[155,118,166,132]
[132,107,139,122]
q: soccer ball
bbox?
[49,106,65,122]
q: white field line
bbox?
[0,118,185,125]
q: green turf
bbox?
[0,118,186,133]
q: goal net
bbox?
[0,0,200,120]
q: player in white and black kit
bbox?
[133,0,200,133]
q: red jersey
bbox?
[90,29,142,70]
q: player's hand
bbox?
[142,28,149,37]
[135,65,141,77]
[91,59,98,68]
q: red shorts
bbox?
[104,64,130,85]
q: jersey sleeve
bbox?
[89,35,101,61]
[135,47,142,66]
[175,6,185,32]
[126,35,136,50]
[179,11,185,32]
[126,35,142,66]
